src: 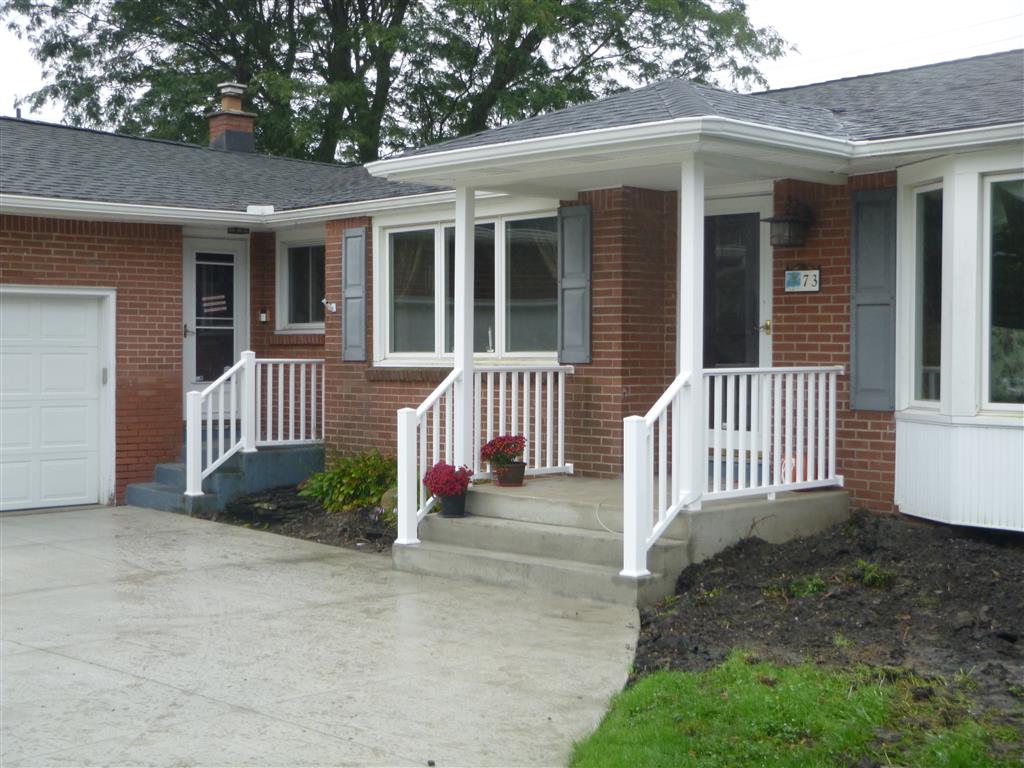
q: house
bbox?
[2,51,1022,564]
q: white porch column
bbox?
[453,186,476,467]
[678,154,705,509]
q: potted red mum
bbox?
[422,461,472,517]
[481,434,527,487]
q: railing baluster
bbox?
[512,373,519,443]
[277,363,285,443]
[557,371,565,470]
[474,371,482,474]
[288,364,295,441]
[712,375,722,492]
[784,373,794,484]
[828,372,837,479]
[672,388,682,503]
[818,373,827,480]
[703,375,711,494]
[534,372,542,470]
[759,374,770,487]
[320,363,326,441]
[807,373,817,482]
[205,396,213,470]
[445,390,453,465]
[796,372,805,483]
[546,371,554,468]
[486,371,494,444]
[255,363,263,443]
[523,373,530,467]
[218,381,225,461]
[499,372,506,436]
[432,400,440,464]
[300,364,307,441]
[229,372,236,449]
[725,374,735,491]
[418,415,427,508]
[310,363,318,441]
[658,413,667,520]
[772,373,783,486]
[738,373,747,491]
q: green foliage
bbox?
[765,573,827,599]
[299,451,397,513]
[2,0,787,162]
[850,559,896,589]
[570,652,1023,768]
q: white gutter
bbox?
[0,189,507,227]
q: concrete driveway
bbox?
[1,507,637,767]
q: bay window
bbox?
[986,176,1024,405]
[382,213,558,361]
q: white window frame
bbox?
[276,235,327,334]
[981,171,1024,413]
[374,206,559,366]
[909,181,944,411]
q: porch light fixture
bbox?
[762,198,813,248]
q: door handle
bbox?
[183,323,195,338]
[755,319,772,336]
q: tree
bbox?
[2,0,786,162]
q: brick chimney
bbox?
[207,82,256,152]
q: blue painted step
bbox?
[125,444,324,515]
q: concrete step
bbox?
[123,482,222,515]
[466,479,690,541]
[393,540,674,606]
[153,463,186,489]
[418,513,688,572]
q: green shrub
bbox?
[850,559,896,589]
[299,451,397,513]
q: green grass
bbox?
[570,653,1022,768]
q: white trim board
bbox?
[0,284,117,507]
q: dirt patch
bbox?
[191,486,396,552]
[636,510,1024,715]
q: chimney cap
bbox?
[217,82,247,97]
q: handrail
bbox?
[476,364,575,374]
[416,368,461,418]
[704,365,844,376]
[199,357,246,398]
[643,370,691,427]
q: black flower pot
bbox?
[439,493,467,518]
[494,461,527,487]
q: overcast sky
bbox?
[2,0,1022,124]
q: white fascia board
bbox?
[849,123,1024,159]
[0,189,505,228]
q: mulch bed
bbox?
[636,510,1024,714]
[191,486,396,552]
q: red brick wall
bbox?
[208,113,254,145]
[772,173,898,511]
[1,214,184,501]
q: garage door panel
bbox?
[0,352,34,396]
[0,460,34,508]
[0,407,34,450]
[40,351,99,397]
[39,456,97,505]
[0,299,33,341]
[40,404,97,450]
[39,297,100,345]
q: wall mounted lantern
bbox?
[761,198,813,247]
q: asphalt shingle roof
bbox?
[0,118,442,211]
[401,49,1024,157]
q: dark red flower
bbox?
[422,462,472,497]
[481,434,526,468]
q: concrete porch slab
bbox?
[1,506,637,767]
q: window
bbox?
[389,229,435,353]
[506,218,558,352]
[987,177,1024,405]
[382,213,557,361]
[278,243,325,331]
[914,188,943,401]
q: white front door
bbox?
[0,292,104,510]
[183,239,248,411]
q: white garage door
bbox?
[1,293,102,511]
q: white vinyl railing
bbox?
[705,367,842,500]
[621,365,844,576]
[396,364,575,544]
[396,368,460,544]
[473,365,574,476]
[254,358,325,446]
[185,352,324,496]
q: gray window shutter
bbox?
[851,189,896,410]
[342,227,366,361]
[557,204,592,364]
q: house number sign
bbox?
[784,269,820,293]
